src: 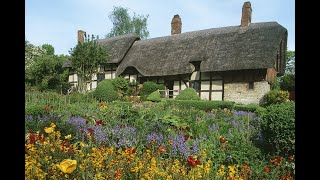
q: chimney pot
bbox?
[171,14,182,35]
[241,1,252,27]
[77,30,86,44]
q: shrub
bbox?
[147,91,162,102]
[260,102,295,156]
[67,92,96,103]
[259,90,289,107]
[175,88,201,100]
[167,99,235,111]
[140,81,165,97]
[280,73,295,91]
[93,80,118,102]
[112,76,130,97]
[234,103,262,112]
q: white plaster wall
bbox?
[91,81,97,89]
[92,74,97,81]
[212,80,223,90]
[201,92,210,100]
[105,72,112,79]
[173,81,180,96]
[211,92,223,100]
[68,75,73,82]
[201,81,210,90]
[224,81,270,104]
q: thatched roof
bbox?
[116,22,287,76]
[62,33,140,68]
[97,33,140,63]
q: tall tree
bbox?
[107,6,149,39]
[42,44,55,55]
[285,50,295,75]
[69,34,109,93]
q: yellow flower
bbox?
[50,123,56,128]
[57,159,77,174]
[44,127,54,134]
[65,134,72,140]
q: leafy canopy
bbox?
[107,6,149,39]
[69,34,109,93]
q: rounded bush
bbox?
[141,81,165,97]
[175,88,201,100]
[147,90,162,102]
[112,76,129,96]
[93,80,118,102]
[260,102,295,156]
[259,90,289,107]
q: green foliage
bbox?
[69,34,109,93]
[111,76,130,98]
[67,92,96,103]
[167,100,235,111]
[233,103,263,112]
[259,90,289,107]
[175,88,201,100]
[270,78,281,90]
[93,80,118,102]
[260,102,295,156]
[285,50,295,74]
[25,40,70,93]
[279,73,295,91]
[107,6,149,39]
[41,44,55,55]
[141,81,165,97]
[25,104,49,117]
[147,91,162,102]
[28,54,70,93]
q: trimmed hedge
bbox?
[167,99,235,111]
[234,103,262,112]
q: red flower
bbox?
[157,146,167,153]
[29,134,37,144]
[87,128,94,136]
[131,148,136,154]
[187,156,200,167]
[283,172,291,180]
[264,166,271,173]
[183,135,189,141]
[95,119,104,126]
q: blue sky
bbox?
[26,0,295,55]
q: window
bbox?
[190,80,200,91]
[97,73,105,83]
[249,82,254,90]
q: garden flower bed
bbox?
[25,99,295,179]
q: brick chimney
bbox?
[77,30,86,44]
[241,1,252,27]
[171,14,182,35]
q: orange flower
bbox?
[157,146,167,153]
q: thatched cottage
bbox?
[63,1,288,104]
